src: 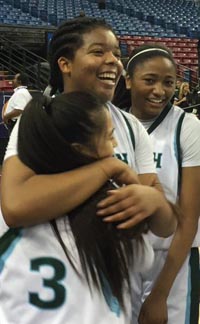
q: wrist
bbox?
[150,286,169,300]
[97,157,118,179]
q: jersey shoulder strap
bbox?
[176,112,185,194]
[119,110,135,151]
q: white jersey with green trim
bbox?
[1,103,156,323]
[0,214,132,324]
[148,105,184,203]
[142,105,200,249]
[4,103,156,176]
[108,103,155,174]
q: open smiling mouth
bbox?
[148,98,166,104]
[98,72,117,85]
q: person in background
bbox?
[170,77,182,104]
[43,84,53,98]
[78,10,86,17]
[174,81,192,110]
[174,77,182,99]
[124,44,200,324]
[1,100,9,121]
[2,73,32,135]
[98,0,106,9]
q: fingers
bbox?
[98,205,140,222]
[97,198,138,216]
[101,210,149,229]
[116,212,148,229]
[96,185,159,229]
[97,189,122,208]
[97,203,150,230]
[96,186,153,229]
[113,171,139,186]
[97,186,137,208]
[97,193,140,219]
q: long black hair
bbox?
[48,16,117,95]
[18,91,142,310]
[18,92,106,173]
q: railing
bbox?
[176,63,199,89]
[0,35,49,91]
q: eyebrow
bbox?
[142,73,175,78]
[88,43,120,50]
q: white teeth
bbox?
[102,80,115,85]
[98,72,116,80]
[149,99,163,103]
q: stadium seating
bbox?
[0,0,199,39]
[0,71,13,91]
[0,0,199,86]
[0,80,13,91]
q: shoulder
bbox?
[120,109,143,126]
[169,106,200,145]
[182,111,200,134]
[169,104,184,118]
[179,112,200,166]
[166,105,199,132]
[15,87,32,98]
[108,102,147,132]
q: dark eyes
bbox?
[144,79,175,87]
[165,80,175,86]
[144,79,154,84]
[91,49,121,59]
[92,50,104,55]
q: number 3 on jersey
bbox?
[29,257,66,309]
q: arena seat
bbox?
[0,0,199,80]
[0,80,13,91]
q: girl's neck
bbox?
[130,106,157,130]
[130,106,142,119]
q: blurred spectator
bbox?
[2,73,32,135]
[171,78,182,104]
[174,81,192,110]
[98,0,106,9]
[43,84,52,97]
[78,10,86,17]
[174,78,182,99]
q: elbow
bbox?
[160,220,177,238]
[1,200,25,228]
[149,211,178,238]
[152,221,177,238]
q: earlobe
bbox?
[125,75,131,90]
[58,56,72,74]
